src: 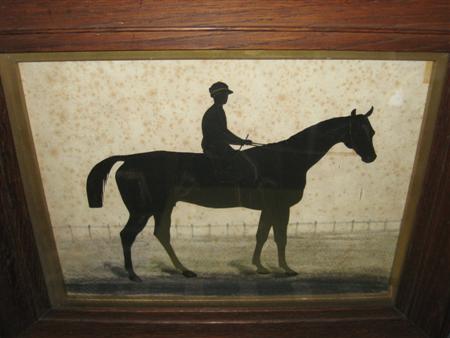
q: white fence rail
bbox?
[53,219,401,241]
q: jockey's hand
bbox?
[243,139,253,146]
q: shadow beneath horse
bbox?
[228,260,258,276]
[103,262,129,279]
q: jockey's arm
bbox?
[223,129,251,146]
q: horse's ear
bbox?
[351,109,357,117]
[366,106,374,117]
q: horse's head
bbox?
[343,107,377,163]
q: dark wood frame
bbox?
[1,2,449,338]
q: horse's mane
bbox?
[286,116,348,144]
[245,116,349,153]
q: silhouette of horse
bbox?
[87,107,376,281]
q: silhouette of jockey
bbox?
[201,82,256,183]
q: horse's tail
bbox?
[86,156,126,208]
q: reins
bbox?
[248,142,325,155]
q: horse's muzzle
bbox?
[362,154,377,163]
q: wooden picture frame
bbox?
[1,2,449,338]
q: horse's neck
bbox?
[285,117,348,171]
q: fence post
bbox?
[68,225,74,242]
[61,219,401,242]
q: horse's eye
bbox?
[362,125,374,137]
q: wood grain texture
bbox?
[396,61,450,338]
[37,305,404,322]
[0,1,450,52]
[0,78,50,337]
[18,307,427,338]
[1,30,449,53]
[0,1,450,338]
[21,318,427,338]
[0,0,449,33]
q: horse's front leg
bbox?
[252,209,272,274]
[154,206,196,278]
[273,207,297,276]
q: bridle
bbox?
[346,116,355,149]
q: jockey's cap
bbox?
[209,82,233,97]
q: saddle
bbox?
[209,152,258,186]
[175,154,276,204]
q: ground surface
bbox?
[55,230,398,296]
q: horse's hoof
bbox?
[183,270,197,278]
[129,273,143,282]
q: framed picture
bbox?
[1,3,449,338]
[1,51,446,308]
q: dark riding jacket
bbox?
[201,104,245,158]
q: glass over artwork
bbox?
[19,57,430,297]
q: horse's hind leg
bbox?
[120,212,151,282]
[154,206,196,278]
